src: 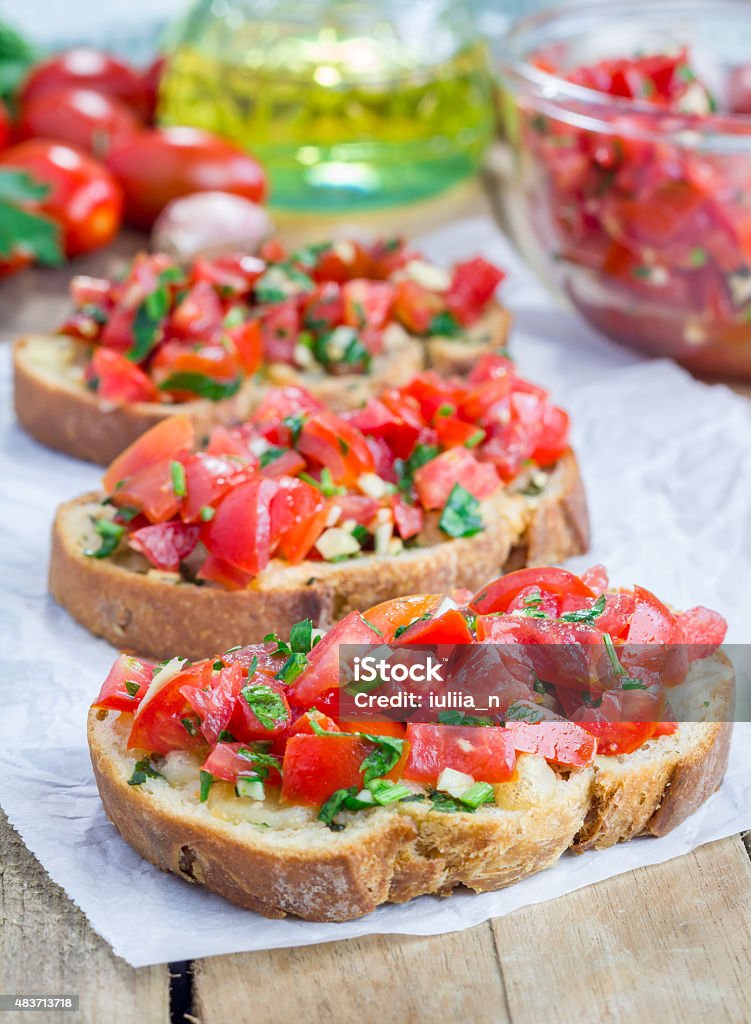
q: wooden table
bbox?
[1,184,750,1024]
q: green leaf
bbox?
[157,372,242,401]
[237,746,282,781]
[128,759,163,786]
[559,593,606,624]
[84,519,124,559]
[274,652,308,685]
[289,618,313,654]
[359,736,405,784]
[0,170,50,203]
[259,446,288,468]
[241,683,290,728]
[199,770,214,802]
[0,198,63,266]
[439,484,483,538]
[129,284,168,362]
[318,787,359,827]
[429,311,462,337]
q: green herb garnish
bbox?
[439,484,484,538]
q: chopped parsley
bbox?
[241,683,290,729]
[157,372,242,401]
[128,759,163,786]
[439,484,484,538]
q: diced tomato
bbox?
[434,415,485,450]
[401,372,461,421]
[91,653,155,712]
[398,609,474,645]
[71,274,112,308]
[227,319,262,375]
[276,503,330,564]
[221,641,286,675]
[445,257,505,325]
[403,724,516,784]
[342,279,395,329]
[202,741,280,784]
[260,300,300,364]
[181,452,254,522]
[349,393,423,459]
[191,253,264,294]
[250,385,325,441]
[580,564,609,595]
[302,280,344,332]
[203,478,277,574]
[128,662,212,755]
[103,414,194,494]
[289,710,341,736]
[205,426,252,458]
[181,662,245,744]
[391,494,423,540]
[335,494,379,526]
[530,405,570,466]
[229,678,291,741]
[85,348,158,403]
[298,413,375,486]
[281,733,370,807]
[578,721,658,756]
[503,721,596,768]
[413,447,499,509]
[260,449,306,479]
[626,586,677,644]
[151,341,240,396]
[113,458,182,523]
[337,720,407,739]
[361,593,443,642]
[653,721,679,737]
[471,567,596,615]
[168,281,224,341]
[312,241,370,283]
[469,352,515,384]
[128,520,200,571]
[392,279,443,334]
[197,554,252,590]
[288,612,382,707]
[676,606,728,659]
[269,477,325,550]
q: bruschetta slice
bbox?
[15,240,509,465]
[49,359,588,659]
[87,565,732,921]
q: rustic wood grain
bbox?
[0,810,169,1024]
[491,836,751,1024]
[193,923,510,1024]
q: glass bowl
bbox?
[493,0,751,378]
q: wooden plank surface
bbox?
[0,811,169,1024]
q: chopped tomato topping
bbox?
[403,724,516,784]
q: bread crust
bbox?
[14,303,509,465]
[49,451,588,660]
[88,683,733,921]
[88,710,593,921]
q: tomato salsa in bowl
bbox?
[494,0,751,378]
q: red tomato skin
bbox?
[470,567,596,616]
[503,721,596,768]
[114,459,182,524]
[181,662,245,745]
[362,594,443,642]
[197,554,252,590]
[0,140,122,257]
[91,653,155,712]
[106,127,267,229]
[676,606,728,659]
[391,494,423,540]
[289,711,341,736]
[128,664,211,755]
[17,89,139,159]
[20,48,149,118]
[403,724,516,784]
[298,413,375,487]
[203,478,277,574]
[337,720,407,739]
[413,447,499,509]
[229,679,291,741]
[128,521,200,571]
[103,414,194,494]
[446,257,506,325]
[281,733,369,807]
[398,609,474,646]
[288,612,383,707]
[578,721,658,756]
[86,347,158,403]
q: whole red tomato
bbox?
[0,99,8,149]
[20,48,149,120]
[0,140,123,257]
[106,127,267,229]
[17,89,139,159]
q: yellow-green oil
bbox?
[158,33,494,210]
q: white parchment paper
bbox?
[1,217,750,967]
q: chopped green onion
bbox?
[199,770,214,802]
[170,460,187,497]
[459,782,494,809]
[200,505,215,522]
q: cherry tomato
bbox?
[0,140,122,257]
[17,89,139,159]
[20,48,149,119]
[91,653,155,712]
[106,127,267,229]
[403,724,516,784]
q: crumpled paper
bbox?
[1,217,750,967]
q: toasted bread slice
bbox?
[14,304,510,465]
[87,652,732,922]
[48,450,588,660]
[87,708,593,921]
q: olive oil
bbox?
[159,30,493,211]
